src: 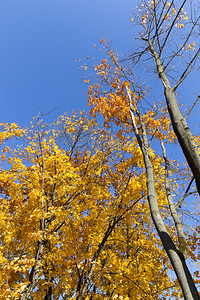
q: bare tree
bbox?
[131,0,200,195]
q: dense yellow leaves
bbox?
[0,111,183,299]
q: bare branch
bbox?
[185,95,200,120]
[173,47,200,91]
[161,140,188,258]
[159,0,187,56]
[164,16,200,70]
[176,176,196,208]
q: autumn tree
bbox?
[0,113,183,299]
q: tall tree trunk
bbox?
[148,39,200,195]
[127,87,200,300]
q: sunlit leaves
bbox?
[0,111,178,299]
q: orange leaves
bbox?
[94,59,109,77]
[185,41,195,51]
[163,3,188,29]
[88,80,131,128]
[172,7,177,15]
[87,54,174,143]
[142,108,175,142]
[87,52,136,132]
[100,38,107,44]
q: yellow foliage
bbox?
[0,111,181,299]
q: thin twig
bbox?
[159,0,187,56]
[173,47,200,90]
[185,95,200,120]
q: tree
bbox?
[131,0,200,194]
[0,113,182,299]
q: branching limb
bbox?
[176,176,196,208]
[164,16,200,71]
[148,39,200,196]
[176,191,196,208]
[75,195,142,300]
[173,47,200,91]
[69,127,83,159]
[21,122,50,299]
[75,217,118,300]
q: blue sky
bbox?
[0,0,134,125]
[0,0,199,129]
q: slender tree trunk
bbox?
[20,241,44,300]
[139,116,199,299]
[148,39,200,195]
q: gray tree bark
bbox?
[148,40,200,196]
[127,87,200,300]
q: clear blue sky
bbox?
[0,0,134,125]
[0,0,199,128]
